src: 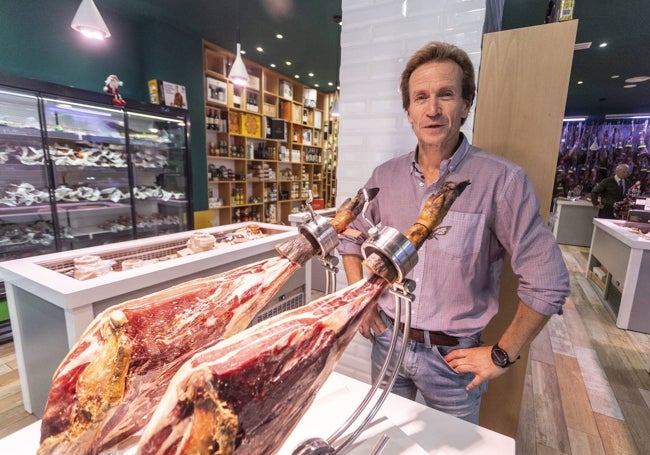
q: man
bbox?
[337,41,570,424]
[591,164,630,219]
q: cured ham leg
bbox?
[136,180,469,455]
[38,188,376,455]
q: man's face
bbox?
[406,60,471,153]
[616,167,630,179]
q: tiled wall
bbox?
[332,1,487,380]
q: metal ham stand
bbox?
[293,190,419,455]
[298,191,341,294]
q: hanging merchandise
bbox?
[556,0,575,22]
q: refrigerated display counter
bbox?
[0,222,310,417]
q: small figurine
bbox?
[104,74,126,106]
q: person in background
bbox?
[590,163,630,219]
[337,41,570,424]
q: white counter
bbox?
[552,198,598,247]
[0,372,515,455]
[0,223,309,417]
[587,218,650,333]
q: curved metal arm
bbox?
[331,285,412,454]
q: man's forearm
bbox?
[341,254,364,284]
[497,300,551,360]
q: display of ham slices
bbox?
[136,180,470,455]
[37,188,377,455]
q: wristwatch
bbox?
[491,344,519,368]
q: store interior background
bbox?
[1,0,649,451]
[1,0,647,212]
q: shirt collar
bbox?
[410,133,471,176]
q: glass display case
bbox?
[0,88,58,262]
[0,75,192,258]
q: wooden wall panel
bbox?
[472,20,578,437]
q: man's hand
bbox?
[358,306,387,342]
[444,345,508,391]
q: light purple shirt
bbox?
[337,135,570,337]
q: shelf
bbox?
[202,40,337,226]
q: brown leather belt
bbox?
[385,313,458,346]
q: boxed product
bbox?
[279,80,293,99]
[148,80,188,109]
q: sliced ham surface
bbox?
[38,257,300,455]
[136,275,387,455]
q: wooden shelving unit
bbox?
[202,40,338,226]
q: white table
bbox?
[0,372,515,455]
[587,218,650,333]
[0,222,309,417]
[552,198,598,247]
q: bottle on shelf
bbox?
[233,88,241,109]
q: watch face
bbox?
[491,345,510,368]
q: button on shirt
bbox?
[337,134,570,337]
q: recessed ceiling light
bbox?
[276,34,283,39]
[611,75,620,79]
[314,84,319,87]
[294,74,300,79]
[599,42,607,48]
[625,76,650,83]
[285,61,292,66]
[270,63,276,68]
[256,47,263,52]
[577,81,583,84]
[240,49,246,55]
[624,84,637,88]
[308,72,314,77]
[327,82,334,86]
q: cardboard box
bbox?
[248,75,260,91]
[266,118,286,140]
[228,111,242,135]
[279,80,293,99]
[242,113,262,138]
[148,80,188,109]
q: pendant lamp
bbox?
[71,0,111,40]
[229,35,249,87]
[330,15,342,117]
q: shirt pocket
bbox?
[434,211,485,260]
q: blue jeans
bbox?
[371,311,487,424]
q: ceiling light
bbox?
[308,72,314,77]
[599,42,607,48]
[294,74,300,79]
[563,117,587,122]
[276,34,283,39]
[71,0,110,40]
[624,84,637,88]
[327,82,334,86]
[256,47,263,52]
[577,81,583,84]
[270,63,276,68]
[625,76,650,83]
[611,75,620,79]
[314,84,319,88]
[285,61,292,66]
[605,113,650,120]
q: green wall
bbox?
[0,0,208,211]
